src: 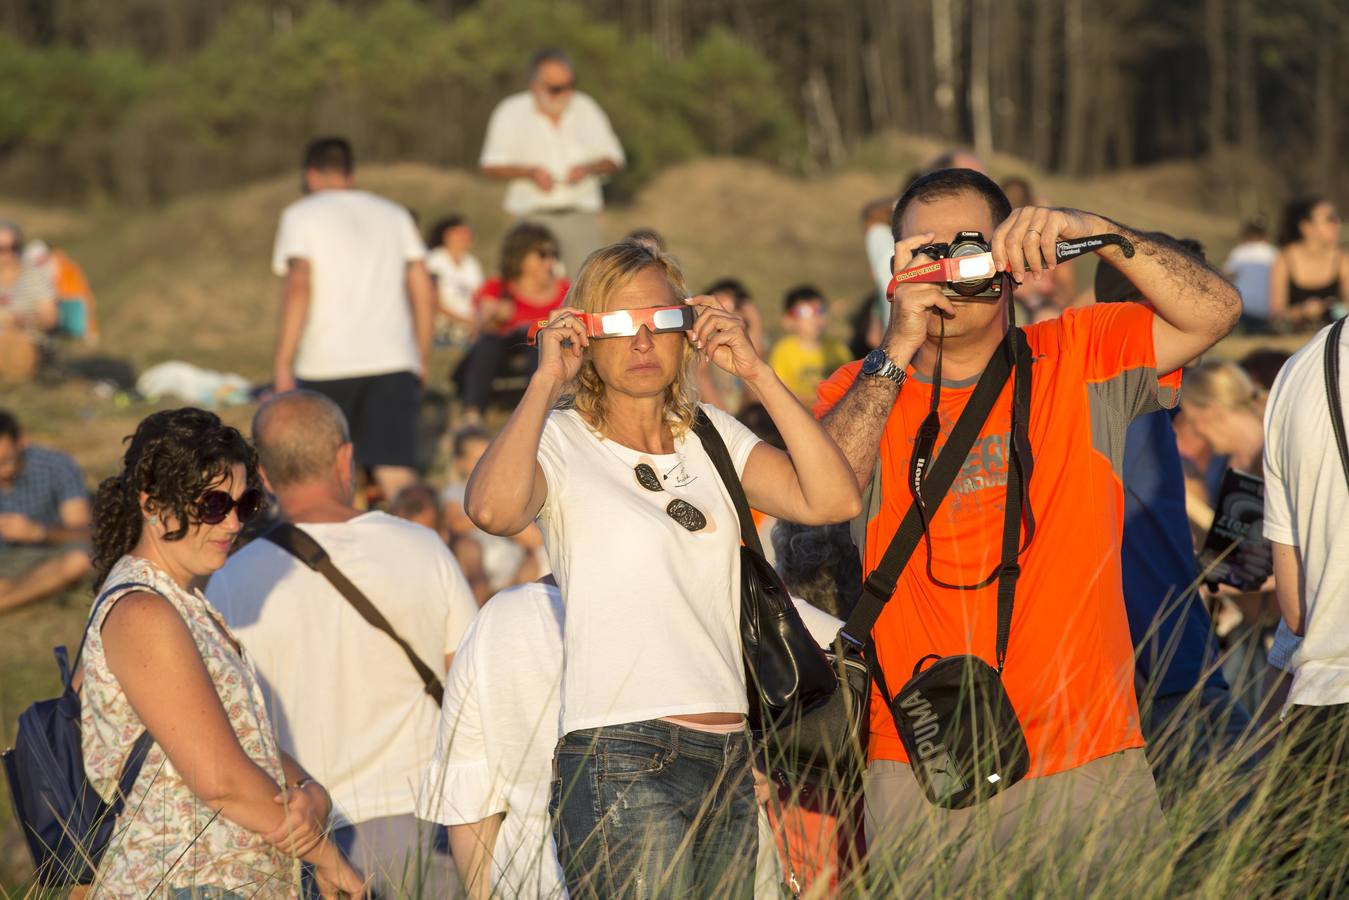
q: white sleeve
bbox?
[400,207,427,262]
[271,206,309,277]
[441,547,479,657]
[536,413,569,525]
[418,615,502,825]
[479,99,521,167]
[1262,385,1296,546]
[581,95,625,167]
[866,225,895,295]
[700,403,762,478]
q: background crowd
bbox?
[2,30,1348,900]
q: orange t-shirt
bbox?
[814,303,1182,778]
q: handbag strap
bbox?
[839,328,1033,676]
[263,522,444,706]
[691,408,763,555]
[1326,318,1349,490]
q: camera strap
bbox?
[1326,317,1349,491]
[839,326,1034,668]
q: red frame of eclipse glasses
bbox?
[526,305,697,345]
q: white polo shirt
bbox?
[479,92,625,216]
[1264,321,1349,708]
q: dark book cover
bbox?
[1198,468,1267,591]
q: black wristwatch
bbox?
[860,348,906,386]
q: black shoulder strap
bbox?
[994,334,1034,671]
[1326,318,1349,490]
[692,409,763,554]
[264,522,444,706]
[838,329,1028,652]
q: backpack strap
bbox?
[75,580,163,805]
[263,522,445,706]
[71,581,159,678]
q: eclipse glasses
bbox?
[886,231,1136,301]
[526,305,696,346]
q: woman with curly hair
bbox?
[454,221,570,423]
[464,242,860,898]
[82,407,364,898]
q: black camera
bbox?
[914,231,1003,300]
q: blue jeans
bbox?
[1142,682,1257,810]
[551,719,757,899]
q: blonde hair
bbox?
[566,242,700,438]
[1184,360,1266,416]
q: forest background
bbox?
[0,0,1345,212]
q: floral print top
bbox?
[81,555,300,897]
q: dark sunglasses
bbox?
[543,81,575,96]
[634,463,706,532]
[197,488,265,525]
[535,246,559,260]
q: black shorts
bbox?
[299,371,421,470]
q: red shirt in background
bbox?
[478,277,570,334]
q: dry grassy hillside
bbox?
[2,143,1265,475]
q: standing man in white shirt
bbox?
[479,48,625,278]
[271,136,436,502]
[207,390,478,898]
[1264,320,1349,787]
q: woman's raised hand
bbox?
[533,306,588,387]
[686,295,765,382]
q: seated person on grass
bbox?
[0,409,92,612]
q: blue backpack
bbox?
[2,582,156,886]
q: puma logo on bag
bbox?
[898,690,969,799]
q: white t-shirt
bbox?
[1263,321,1349,708]
[866,222,895,323]
[1223,240,1278,319]
[791,598,844,649]
[425,248,484,320]
[537,405,761,734]
[206,512,477,827]
[419,582,566,899]
[479,92,625,216]
[271,189,426,380]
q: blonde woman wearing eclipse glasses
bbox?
[465,241,860,898]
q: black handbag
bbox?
[760,649,870,791]
[838,328,1035,809]
[691,409,837,733]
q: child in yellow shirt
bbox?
[769,285,852,406]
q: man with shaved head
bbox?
[207,390,477,897]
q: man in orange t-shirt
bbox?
[815,169,1241,865]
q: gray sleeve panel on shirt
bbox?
[851,464,884,571]
[1087,365,1177,478]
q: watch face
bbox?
[862,349,887,376]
